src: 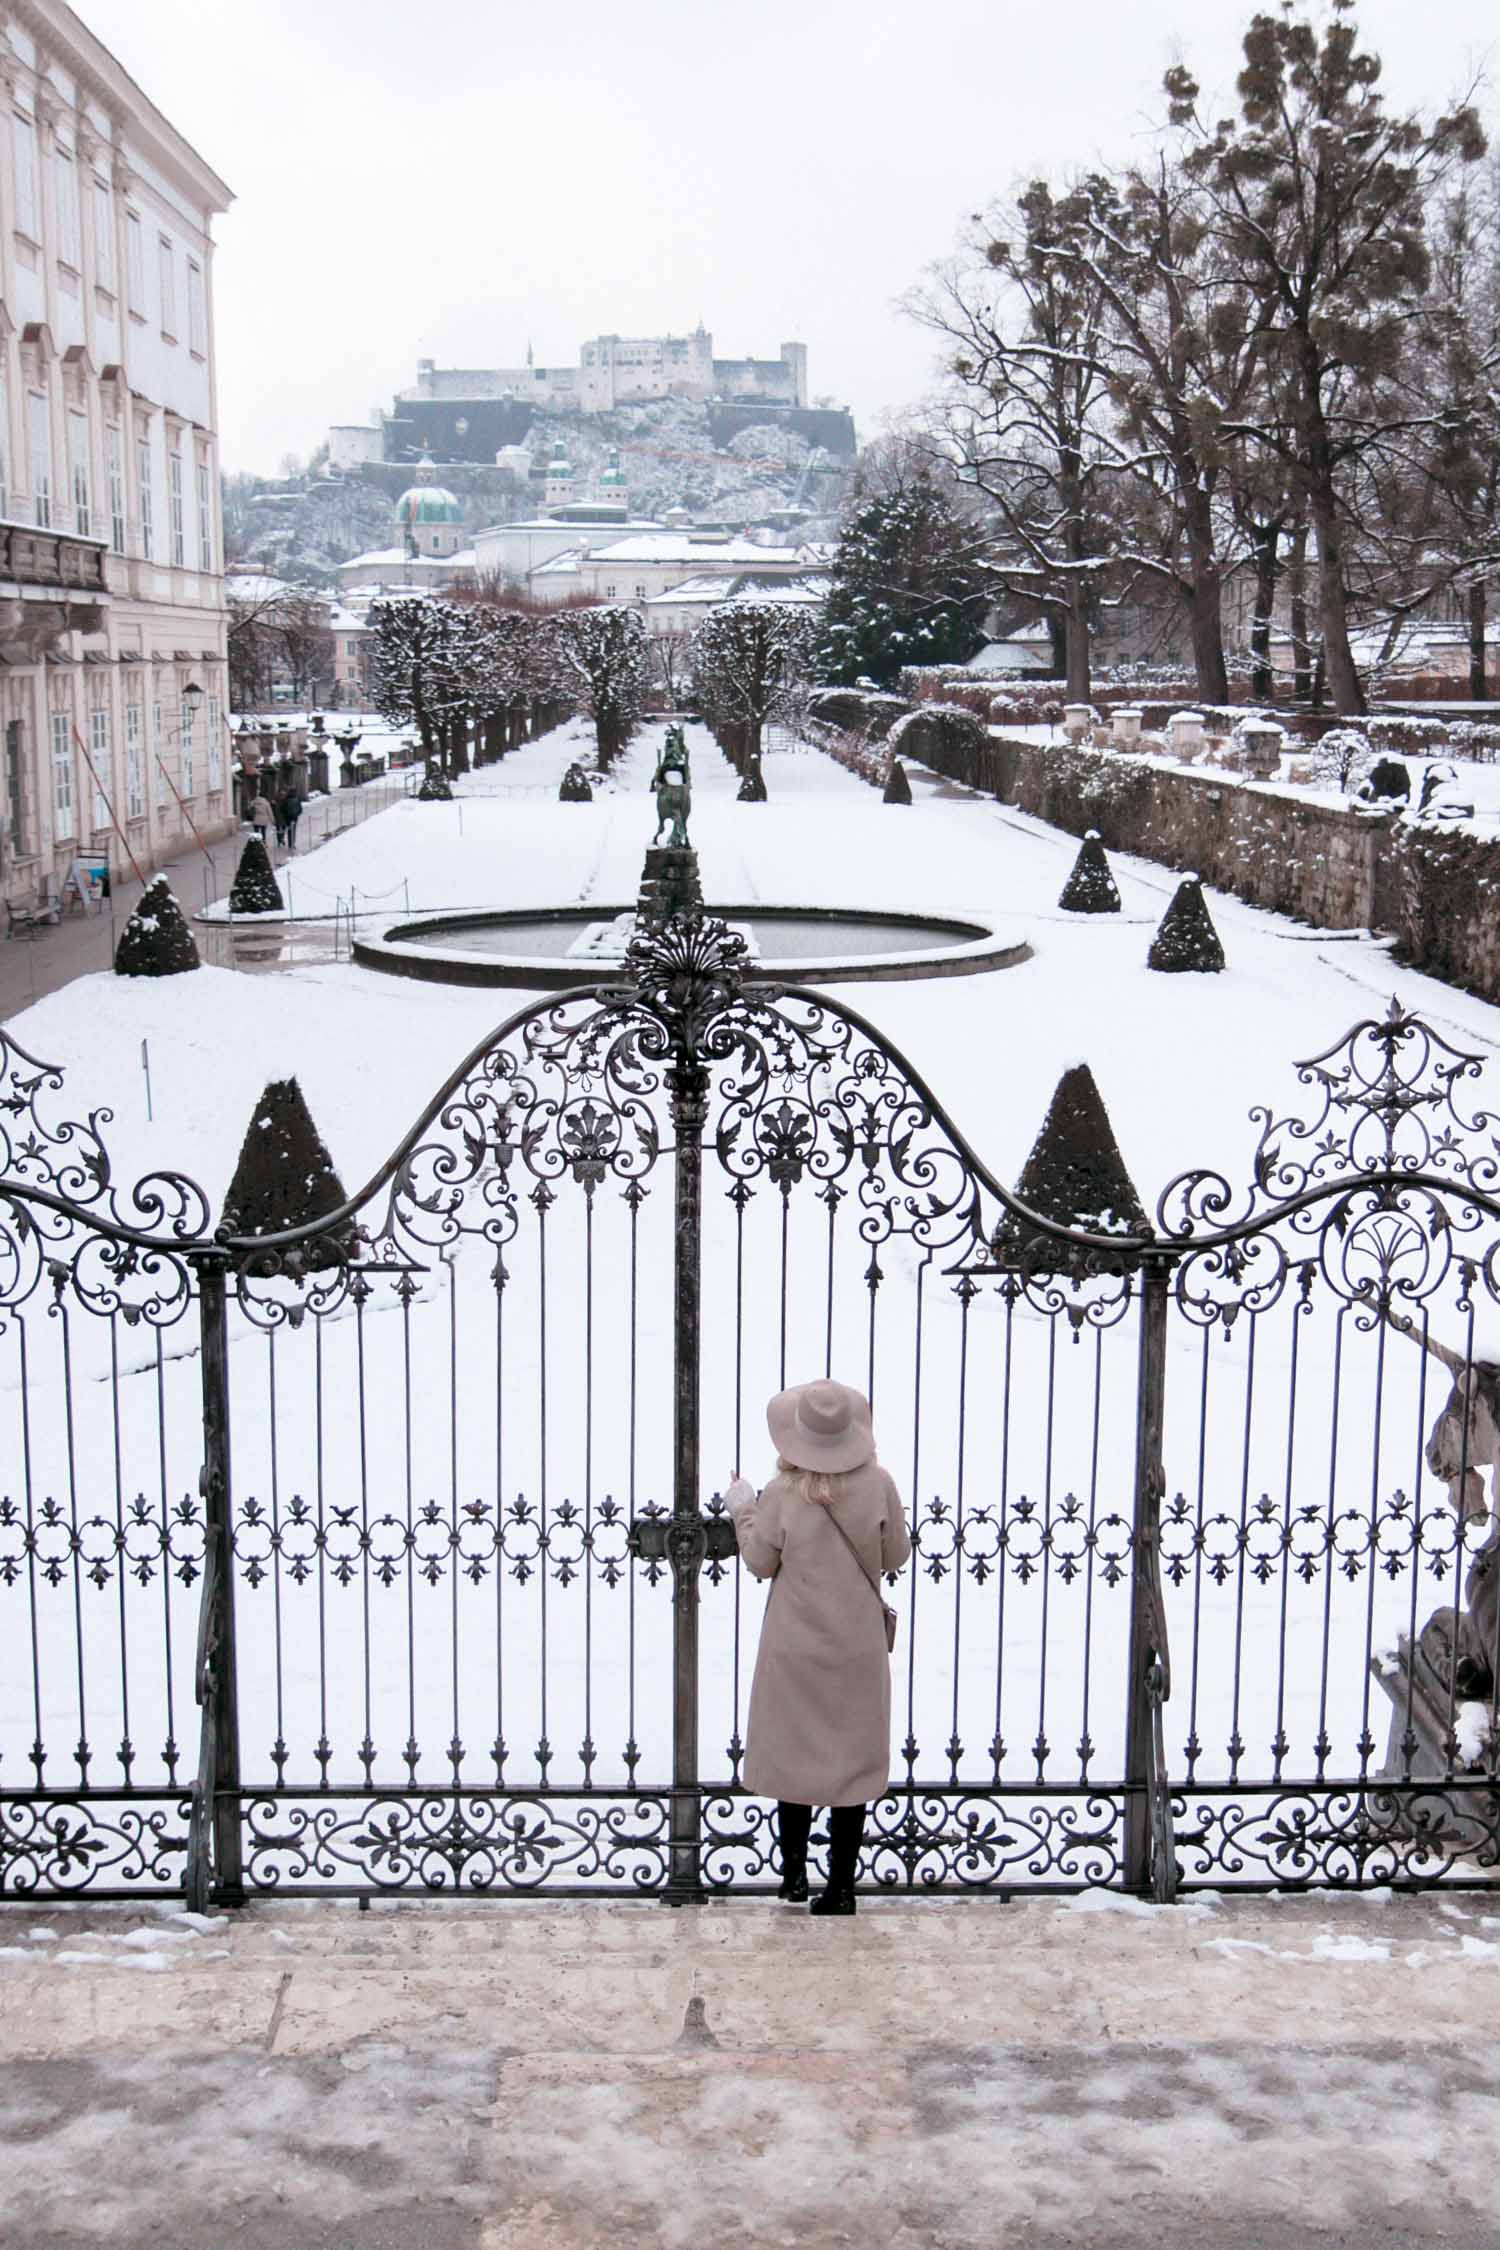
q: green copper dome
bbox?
[395,484,464,526]
[599,447,626,489]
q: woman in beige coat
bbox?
[726,1379,911,1915]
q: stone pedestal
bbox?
[637,846,703,926]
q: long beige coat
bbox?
[727,1463,912,1807]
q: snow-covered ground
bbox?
[4,715,1498,1873]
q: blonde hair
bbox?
[777,1455,861,1507]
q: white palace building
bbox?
[0,1,233,918]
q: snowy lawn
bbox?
[5,714,1499,1872]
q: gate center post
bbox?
[1124,1254,1176,1901]
[666,1047,710,1902]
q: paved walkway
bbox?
[4,1887,1498,2248]
[0,774,411,1024]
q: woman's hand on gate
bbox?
[724,1474,756,1516]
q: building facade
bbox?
[0,1,233,914]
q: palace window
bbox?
[55,146,81,269]
[180,700,194,798]
[93,178,114,289]
[158,236,176,335]
[107,426,125,553]
[69,409,90,536]
[125,702,144,819]
[206,696,222,792]
[29,391,51,528]
[137,433,153,558]
[169,446,185,565]
[196,459,213,571]
[187,261,206,356]
[13,114,38,241]
[126,210,144,310]
[6,718,26,856]
[51,711,74,841]
[89,707,109,831]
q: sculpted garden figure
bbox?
[652,726,692,848]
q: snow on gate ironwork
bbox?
[3,918,1500,1902]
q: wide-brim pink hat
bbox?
[767,1379,874,1474]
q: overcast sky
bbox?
[77,0,1496,474]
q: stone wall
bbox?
[884,719,1500,1000]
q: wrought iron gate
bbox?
[4,916,1500,1903]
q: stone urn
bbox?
[1111,707,1143,749]
[1239,720,1286,780]
[1062,703,1094,744]
[1166,711,1205,761]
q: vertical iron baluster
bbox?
[1314,1309,1347,1781]
[1357,1310,1389,1783]
[990,1282,1016,1788]
[18,1322,43,1789]
[902,1262,927,1800]
[1077,1324,1105,1786]
[665,1032,708,1903]
[57,1299,88,1786]
[448,1252,461,1791]
[1034,1313,1057,1785]
[1400,1313,1434,1783]
[1184,1326,1211,1784]
[155,1331,178,1785]
[268,1330,286,1781]
[624,1186,639,1791]
[1271,1292,1307,1784]
[777,1194,789,1391]
[195,1257,243,1905]
[492,1249,507,1785]
[537,1193,550,1786]
[313,1310,330,1787]
[1226,1316,1258,1785]
[1124,1261,1172,1897]
[108,1317,132,1786]
[354,1279,374,1784]
[401,1277,417,1782]
[582,1194,595,1785]
[948,1277,972,1786]
[1441,1299,1479,1779]
[823,1185,837,1379]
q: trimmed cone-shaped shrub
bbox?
[1058,829,1121,914]
[558,763,593,803]
[113,875,200,977]
[417,765,454,802]
[1147,875,1225,973]
[227,837,284,915]
[883,757,913,805]
[736,766,768,803]
[220,1077,354,1269]
[993,1063,1150,1267]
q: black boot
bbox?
[776,1800,811,1903]
[810,1803,865,1916]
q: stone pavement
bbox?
[0,774,409,1024]
[4,1888,1499,2248]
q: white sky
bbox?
[77,0,1496,473]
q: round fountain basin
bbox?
[352,904,1031,989]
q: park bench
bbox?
[4,880,62,939]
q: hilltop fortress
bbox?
[331,327,818,471]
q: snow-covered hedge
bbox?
[805,686,907,740]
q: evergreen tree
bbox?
[818,470,989,688]
[883,757,913,805]
[994,1062,1149,1265]
[558,763,593,802]
[227,837,284,914]
[1058,830,1121,912]
[113,876,200,977]
[416,764,454,801]
[1147,876,1225,972]
[220,1077,354,1268]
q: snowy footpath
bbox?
[4,1887,1500,2249]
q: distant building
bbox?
[336,460,476,594]
[0,2,235,915]
[329,328,814,468]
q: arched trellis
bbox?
[3,923,1500,1907]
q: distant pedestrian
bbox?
[726,1379,910,1915]
[280,788,303,851]
[249,791,274,846]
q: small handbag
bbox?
[826,1507,898,1652]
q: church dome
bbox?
[599,447,626,489]
[395,455,464,528]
